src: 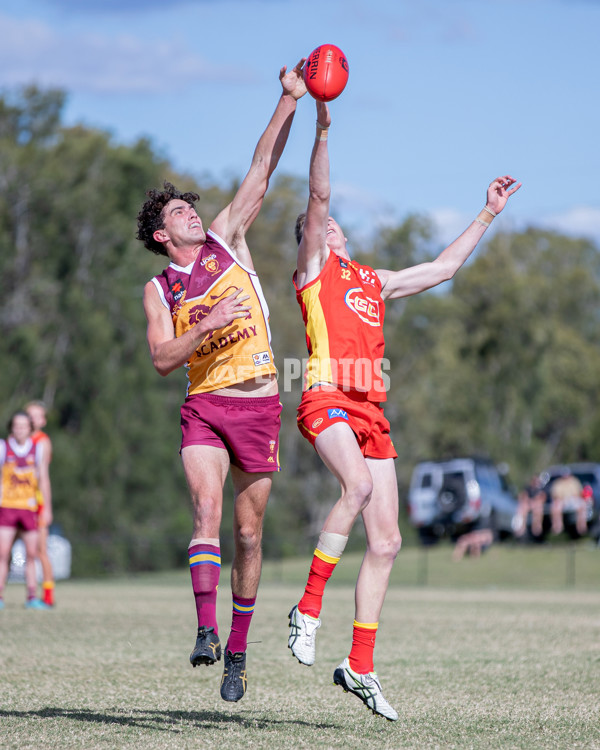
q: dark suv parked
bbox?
[408,457,518,545]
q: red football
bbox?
[303,44,349,102]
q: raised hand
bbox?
[280,58,308,100]
[486,175,522,215]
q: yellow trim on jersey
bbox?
[299,280,334,388]
[314,548,341,565]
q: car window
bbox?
[442,471,466,486]
[575,472,597,491]
[420,473,433,489]
[475,464,501,492]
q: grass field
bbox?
[1,544,600,749]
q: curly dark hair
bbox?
[136,181,200,256]
[294,212,307,246]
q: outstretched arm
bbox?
[377,176,522,300]
[210,59,307,264]
[295,100,332,289]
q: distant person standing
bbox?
[0,411,51,609]
[25,400,55,606]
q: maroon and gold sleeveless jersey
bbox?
[152,230,277,395]
[294,250,387,402]
[0,437,41,511]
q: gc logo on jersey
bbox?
[344,288,380,326]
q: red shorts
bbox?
[0,507,39,532]
[181,392,281,473]
[297,385,397,460]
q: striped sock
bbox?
[298,549,340,619]
[188,543,221,633]
[226,595,256,654]
[348,620,378,674]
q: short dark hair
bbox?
[8,410,33,435]
[136,181,200,256]
[294,212,307,246]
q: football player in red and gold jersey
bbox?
[25,400,55,606]
[287,98,521,721]
[137,60,307,703]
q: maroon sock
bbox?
[188,543,221,634]
[226,595,256,654]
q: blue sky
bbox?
[1,0,599,246]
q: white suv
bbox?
[408,457,518,545]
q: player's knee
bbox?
[370,530,402,561]
[235,524,263,554]
[344,476,373,513]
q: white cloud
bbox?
[539,206,600,243]
[0,13,250,95]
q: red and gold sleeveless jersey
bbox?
[0,437,41,511]
[294,250,387,402]
[32,430,52,461]
[152,230,277,394]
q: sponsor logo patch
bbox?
[169,278,186,302]
[327,408,348,420]
[252,351,271,366]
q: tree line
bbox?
[1,86,599,576]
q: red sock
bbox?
[226,595,256,654]
[298,550,339,619]
[188,543,221,634]
[42,581,55,606]
[348,621,378,674]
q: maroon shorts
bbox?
[181,392,282,473]
[297,385,397,460]
[0,507,39,532]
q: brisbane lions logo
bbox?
[344,288,380,326]
[188,286,252,337]
[200,253,221,275]
[189,303,213,326]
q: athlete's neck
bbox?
[167,241,205,268]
